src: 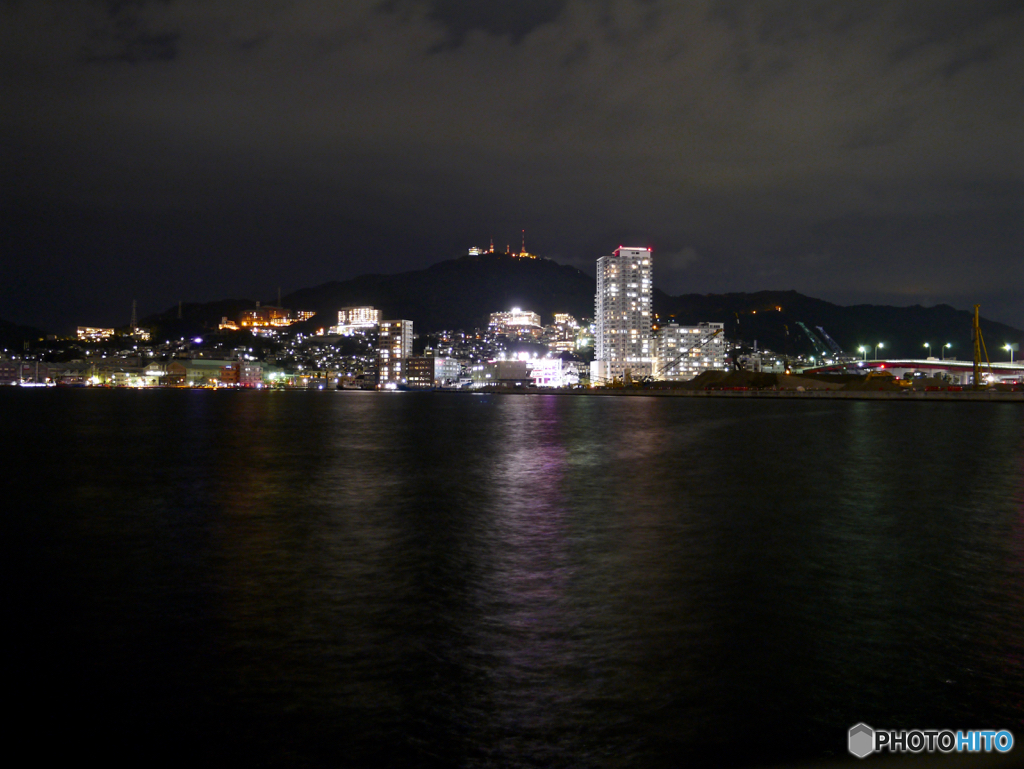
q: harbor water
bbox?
[7,389,1024,767]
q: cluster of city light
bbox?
[13,253,1023,391]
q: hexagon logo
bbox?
[849,723,875,758]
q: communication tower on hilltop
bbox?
[516,229,537,258]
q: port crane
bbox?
[795,322,844,359]
[796,322,830,358]
[815,325,844,356]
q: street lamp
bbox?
[875,342,884,360]
[858,346,867,360]
[1006,343,1019,363]
[923,342,931,358]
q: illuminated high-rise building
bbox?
[591,246,653,383]
[377,320,413,388]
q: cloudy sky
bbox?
[2,0,1022,332]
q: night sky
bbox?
[3,0,1022,333]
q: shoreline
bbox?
[10,385,1023,401]
[451,387,1024,402]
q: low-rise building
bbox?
[142,362,168,385]
[108,367,146,387]
[530,358,582,388]
[469,360,531,388]
[405,356,462,388]
[405,357,435,389]
[221,360,265,387]
[0,360,52,384]
[164,359,235,387]
[654,322,727,380]
[51,362,92,385]
[739,352,786,374]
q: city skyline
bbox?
[3,272,1022,388]
[5,243,1021,342]
[3,1,1022,333]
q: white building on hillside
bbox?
[489,307,541,335]
[330,306,382,335]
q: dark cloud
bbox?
[2,0,1022,332]
[79,1,181,63]
[421,0,567,43]
[81,29,181,64]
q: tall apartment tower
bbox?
[591,246,653,383]
[377,320,414,388]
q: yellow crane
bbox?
[972,305,992,390]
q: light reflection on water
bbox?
[6,390,1024,767]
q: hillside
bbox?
[0,318,48,350]
[144,252,598,333]
[282,253,597,331]
[656,291,1021,360]
[142,253,1021,359]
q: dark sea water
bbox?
[6,389,1024,767]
